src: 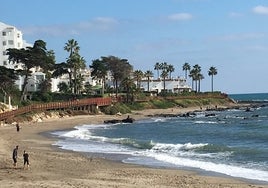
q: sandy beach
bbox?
[0,106,267,188]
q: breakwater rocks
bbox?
[104,116,135,124]
[146,104,263,118]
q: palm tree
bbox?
[144,70,153,92]
[160,70,169,93]
[208,66,217,92]
[64,39,80,93]
[67,53,86,94]
[191,64,201,92]
[188,69,195,91]
[64,39,86,94]
[64,39,80,57]
[167,64,175,79]
[158,62,172,93]
[182,62,191,79]
[133,70,144,90]
[154,62,161,79]
[120,77,136,103]
[197,73,204,92]
[160,62,168,70]
[90,58,108,95]
[75,73,85,94]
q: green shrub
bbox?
[103,105,118,115]
[102,103,131,115]
[126,102,145,110]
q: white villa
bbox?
[140,78,191,94]
[0,22,30,69]
[0,22,45,92]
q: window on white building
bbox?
[36,75,45,82]
[3,61,7,65]
[17,33,20,38]
[3,51,6,55]
[2,41,6,46]
[18,42,21,48]
[8,40,14,45]
[2,31,6,36]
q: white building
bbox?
[140,77,191,94]
[0,22,51,94]
[0,22,31,69]
[0,22,37,92]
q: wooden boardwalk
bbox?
[0,97,112,121]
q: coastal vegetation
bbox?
[0,38,224,118]
[102,92,232,115]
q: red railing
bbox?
[0,97,112,121]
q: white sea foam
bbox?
[149,142,231,160]
[57,125,133,145]
[227,109,243,112]
[144,152,268,182]
[53,129,268,182]
[194,120,218,124]
[53,124,112,140]
[194,113,206,118]
[52,122,268,182]
[152,142,208,151]
[153,118,166,122]
[54,139,133,154]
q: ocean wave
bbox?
[153,118,167,122]
[150,142,210,157]
[54,139,134,154]
[149,142,232,160]
[194,120,218,124]
[144,152,268,182]
[51,117,268,182]
[152,142,208,151]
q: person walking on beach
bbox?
[23,150,29,169]
[16,123,20,132]
[12,145,18,168]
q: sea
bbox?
[50,93,268,183]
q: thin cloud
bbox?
[135,38,188,52]
[93,17,119,24]
[210,33,266,42]
[21,17,120,37]
[167,13,193,21]
[243,45,268,52]
[228,12,243,18]
[252,5,268,15]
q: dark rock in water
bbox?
[180,112,197,117]
[245,107,252,112]
[122,117,135,123]
[104,116,135,124]
[252,114,259,117]
[205,113,216,117]
[104,119,122,124]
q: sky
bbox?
[1,0,268,94]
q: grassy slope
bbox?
[104,93,235,114]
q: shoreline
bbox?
[1,105,268,187]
